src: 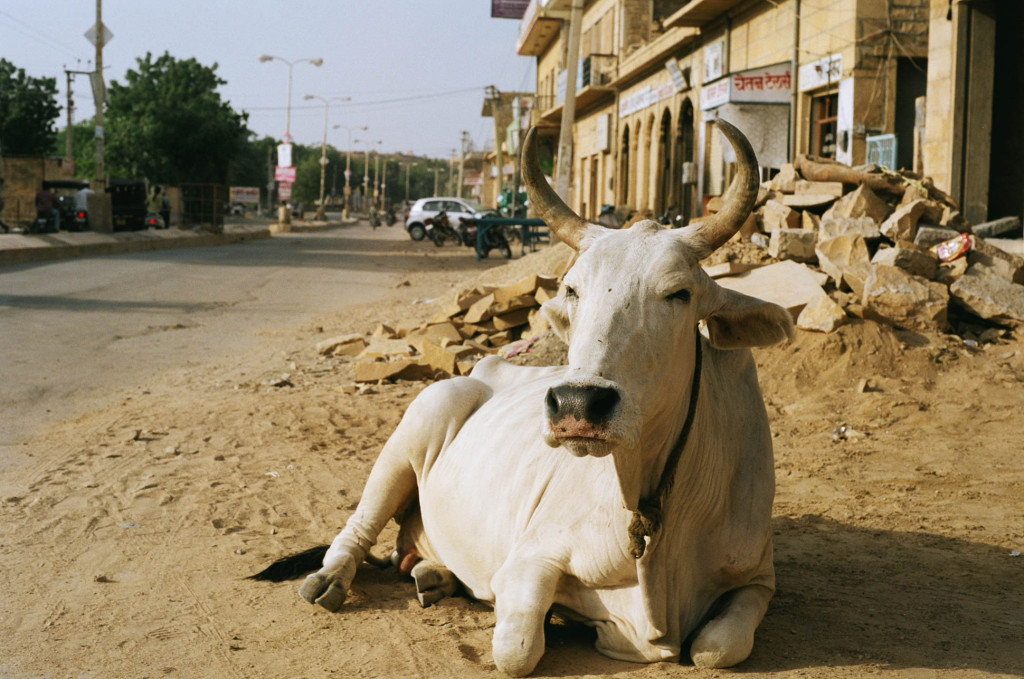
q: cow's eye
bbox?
[668,288,691,303]
[564,285,578,299]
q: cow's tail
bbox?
[248,545,393,582]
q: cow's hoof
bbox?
[411,560,458,608]
[299,573,347,611]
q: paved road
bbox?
[0,221,418,462]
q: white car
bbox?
[405,197,495,241]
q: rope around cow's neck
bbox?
[627,327,703,559]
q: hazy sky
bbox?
[2,1,536,158]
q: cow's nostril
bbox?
[545,387,561,421]
[546,385,619,424]
[585,387,620,423]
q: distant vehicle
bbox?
[42,180,91,232]
[405,197,497,242]
[108,179,148,231]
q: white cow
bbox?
[298,120,794,676]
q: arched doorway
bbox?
[676,98,696,222]
[619,124,631,207]
[657,108,673,217]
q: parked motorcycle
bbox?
[657,204,683,228]
[425,210,461,246]
[144,212,166,229]
[384,207,396,226]
[369,206,381,229]
[459,218,513,259]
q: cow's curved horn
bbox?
[692,119,759,253]
[521,127,599,250]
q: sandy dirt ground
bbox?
[1,228,1022,679]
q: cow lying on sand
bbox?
[290,120,793,675]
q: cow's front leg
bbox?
[300,378,490,612]
[490,558,561,677]
[689,583,772,668]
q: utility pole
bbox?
[93,0,106,193]
[448,149,457,196]
[433,166,443,196]
[404,161,416,203]
[554,0,584,203]
[381,156,388,209]
[65,70,74,164]
[457,131,469,198]
[486,86,505,206]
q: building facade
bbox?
[513,0,955,225]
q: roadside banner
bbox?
[229,186,260,204]
[275,166,296,183]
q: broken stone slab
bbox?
[861,264,949,332]
[815,234,872,289]
[492,307,532,331]
[870,242,938,280]
[972,216,1020,240]
[986,238,1024,258]
[533,285,557,304]
[794,179,844,198]
[358,337,414,360]
[316,333,366,357]
[796,294,847,333]
[414,337,457,375]
[715,260,828,317]
[758,200,801,232]
[913,225,961,248]
[408,322,464,346]
[879,199,930,242]
[935,257,969,286]
[491,294,537,316]
[354,358,433,383]
[967,237,1024,284]
[371,323,397,338]
[949,269,1024,324]
[702,261,761,278]
[781,193,837,210]
[768,164,798,193]
[819,217,881,241]
[823,185,892,224]
[463,293,497,324]
[492,275,558,305]
[801,211,820,231]
[768,229,818,263]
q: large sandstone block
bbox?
[768,228,818,263]
[914,225,961,248]
[768,164,798,193]
[972,216,1021,239]
[879,199,929,242]
[862,264,949,332]
[870,242,939,279]
[759,200,801,232]
[796,294,847,333]
[316,333,366,357]
[715,260,828,317]
[823,185,892,224]
[949,270,1024,324]
[819,217,881,241]
[967,237,1024,284]
[815,234,872,289]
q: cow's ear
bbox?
[701,286,794,349]
[541,296,570,342]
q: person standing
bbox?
[35,186,58,232]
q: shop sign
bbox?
[700,78,730,110]
[729,62,793,104]
[665,59,689,92]
[618,82,676,117]
[703,39,725,82]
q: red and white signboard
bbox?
[229,186,260,204]
[275,166,296,183]
[278,182,292,201]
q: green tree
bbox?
[0,59,60,155]
[106,52,249,184]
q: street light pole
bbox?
[334,124,367,219]
[305,94,350,221]
[258,54,322,225]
